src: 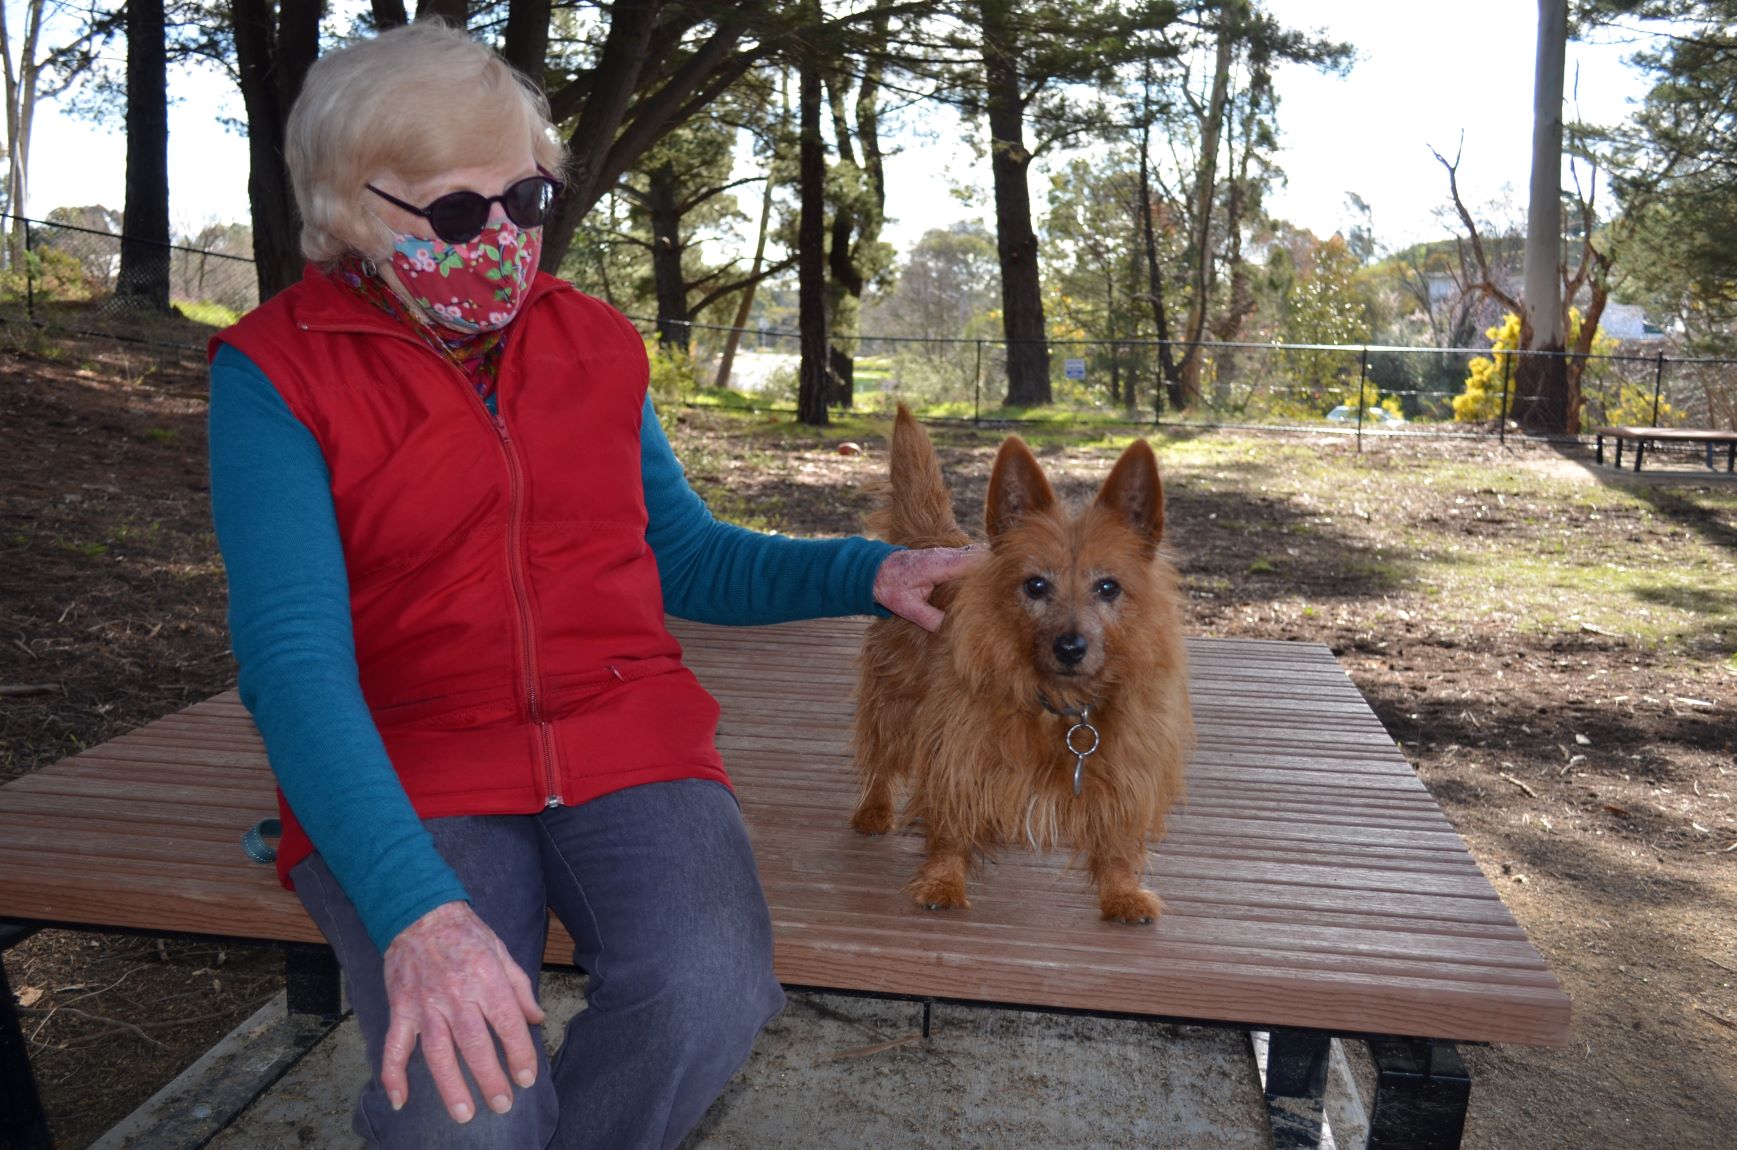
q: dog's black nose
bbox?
[1053,633,1088,666]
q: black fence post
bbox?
[973,340,983,427]
[21,218,34,325]
[1650,352,1666,426]
[1355,346,1370,453]
[1499,351,1513,445]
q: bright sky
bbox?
[21,1,1663,257]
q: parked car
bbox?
[1325,405,1406,425]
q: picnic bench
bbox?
[1593,425,1737,473]
[0,618,1571,1150]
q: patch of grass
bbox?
[680,387,768,412]
[144,427,177,442]
[1247,557,1278,575]
[175,301,243,328]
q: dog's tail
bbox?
[870,405,971,550]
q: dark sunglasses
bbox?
[366,170,564,244]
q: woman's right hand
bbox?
[380,900,546,1123]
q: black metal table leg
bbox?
[1366,1039,1470,1150]
[1264,1029,1330,1149]
[284,942,342,1023]
[1596,434,1604,466]
[1,925,52,1150]
[1634,438,1646,472]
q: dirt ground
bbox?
[2,334,1734,1149]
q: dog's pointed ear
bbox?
[986,436,1055,538]
[1095,439,1164,550]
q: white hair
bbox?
[285,20,567,265]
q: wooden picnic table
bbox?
[0,618,1570,1149]
[1593,425,1737,473]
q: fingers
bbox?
[500,943,547,1026]
[894,593,946,632]
[449,1005,515,1117]
[417,1015,480,1123]
[935,544,984,579]
[489,999,543,1095]
[494,943,544,1089]
[380,1013,417,1113]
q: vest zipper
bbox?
[488,413,563,809]
[300,317,565,807]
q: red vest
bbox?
[213,266,728,884]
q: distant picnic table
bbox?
[1593,425,1737,473]
[0,618,1570,1150]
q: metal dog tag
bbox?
[1066,709,1100,797]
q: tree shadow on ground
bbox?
[1551,438,1737,556]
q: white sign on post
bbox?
[1063,358,1086,381]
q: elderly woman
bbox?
[207,21,972,1150]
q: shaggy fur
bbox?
[851,406,1194,923]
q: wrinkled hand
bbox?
[872,545,984,632]
[380,901,545,1123]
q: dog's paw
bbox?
[1099,888,1163,925]
[907,875,970,911]
[850,803,895,836]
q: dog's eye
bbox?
[1095,578,1122,601]
[1023,576,1051,600]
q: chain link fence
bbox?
[0,213,258,353]
[644,317,1737,453]
[3,213,1727,456]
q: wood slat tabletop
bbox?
[0,618,1571,1047]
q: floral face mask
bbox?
[385,220,542,334]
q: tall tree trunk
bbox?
[232,0,323,301]
[714,166,776,390]
[502,0,550,80]
[645,160,689,352]
[796,13,829,427]
[715,70,787,392]
[118,0,170,310]
[415,0,468,27]
[1177,0,1241,410]
[979,0,1049,407]
[1,0,47,269]
[824,73,859,410]
[821,2,890,410]
[1139,101,1186,414]
[538,1,659,272]
[370,0,409,29]
[1517,0,1570,433]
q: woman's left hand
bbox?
[872,546,983,632]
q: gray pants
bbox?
[292,779,786,1150]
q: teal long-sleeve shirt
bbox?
[208,343,895,951]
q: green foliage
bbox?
[1042,154,1154,409]
[645,337,704,404]
[863,223,1003,410]
[1594,0,1737,345]
[1265,235,1386,419]
[0,246,100,303]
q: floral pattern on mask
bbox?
[386,220,543,335]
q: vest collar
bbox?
[289,260,570,336]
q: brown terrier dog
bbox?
[851,406,1193,923]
